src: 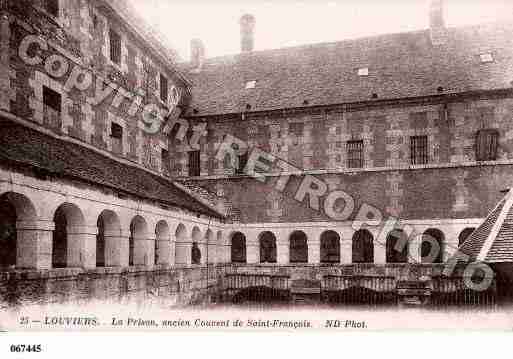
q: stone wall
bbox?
[0,264,227,310]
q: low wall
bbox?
[0,264,228,310]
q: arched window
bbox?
[155,221,170,265]
[421,228,445,263]
[52,203,85,268]
[352,229,374,263]
[231,232,247,263]
[96,210,121,268]
[129,216,148,266]
[320,231,340,263]
[96,216,105,267]
[0,192,37,269]
[386,229,409,263]
[0,197,17,268]
[458,227,475,247]
[259,231,277,263]
[191,242,201,264]
[289,231,308,263]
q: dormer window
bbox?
[358,67,369,76]
[245,80,256,89]
[480,53,494,63]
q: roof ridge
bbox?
[478,189,513,261]
[182,19,513,66]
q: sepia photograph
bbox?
[1,0,513,350]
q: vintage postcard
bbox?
[1,0,513,346]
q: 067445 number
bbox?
[10,344,42,353]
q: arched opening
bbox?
[289,231,308,263]
[0,192,37,269]
[421,228,445,263]
[231,232,247,263]
[96,210,120,268]
[386,229,409,263]
[320,230,340,263]
[155,220,170,265]
[259,231,277,263]
[175,223,188,264]
[458,227,476,247]
[52,203,85,268]
[352,229,374,264]
[129,216,148,266]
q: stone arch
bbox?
[386,229,409,263]
[320,230,340,264]
[191,226,203,264]
[129,215,149,266]
[0,192,37,268]
[231,231,247,263]
[174,223,188,265]
[289,230,308,263]
[175,223,187,240]
[458,227,476,247]
[155,220,170,265]
[96,209,121,267]
[352,229,374,264]
[259,231,277,263]
[421,228,445,263]
[192,226,202,242]
[52,202,86,268]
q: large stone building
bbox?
[1,0,513,307]
[175,1,513,269]
[0,0,228,307]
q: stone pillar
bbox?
[207,238,217,264]
[374,238,386,264]
[156,237,171,265]
[175,237,192,265]
[246,238,259,264]
[133,235,152,266]
[199,241,208,265]
[277,240,289,264]
[340,240,352,264]
[409,234,422,264]
[104,230,129,267]
[16,219,55,270]
[308,240,320,264]
[66,225,98,269]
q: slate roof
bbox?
[183,21,513,117]
[0,118,224,219]
[458,189,513,263]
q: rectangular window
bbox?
[44,0,59,17]
[236,152,248,175]
[160,73,168,102]
[347,140,364,168]
[110,123,123,154]
[109,28,122,65]
[411,135,428,165]
[188,150,200,177]
[476,129,499,161]
[43,86,61,112]
[43,86,61,128]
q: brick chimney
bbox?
[240,14,255,53]
[190,38,205,71]
[430,0,447,45]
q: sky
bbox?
[127,0,513,61]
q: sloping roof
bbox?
[183,21,513,117]
[0,118,224,219]
[458,189,513,263]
